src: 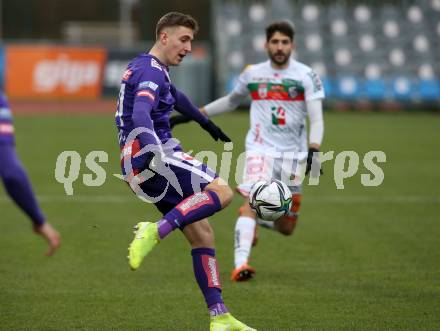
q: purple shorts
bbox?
[120,140,218,215]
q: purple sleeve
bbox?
[131,68,164,148]
[0,139,45,225]
[0,92,9,108]
[131,101,156,147]
[172,86,209,125]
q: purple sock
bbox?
[157,190,221,239]
[192,247,228,316]
[0,144,45,226]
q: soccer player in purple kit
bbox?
[0,92,61,256]
[115,12,256,331]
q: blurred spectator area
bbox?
[62,22,138,47]
[0,0,211,42]
[0,0,438,108]
[214,0,440,107]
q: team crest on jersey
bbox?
[122,70,132,81]
[258,84,268,98]
[271,106,286,126]
[151,58,163,71]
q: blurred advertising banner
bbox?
[103,49,140,97]
[5,46,107,99]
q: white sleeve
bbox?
[303,69,325,101]
[204,66,250,116]
[307,99,324,146]
[204,90,247,116]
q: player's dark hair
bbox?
[265,21,295,41]
[155,12,199,39]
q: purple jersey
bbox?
[115,53,180,151]
[0,93,15,144]
[115,53,217,215]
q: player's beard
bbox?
[268,50,291,66]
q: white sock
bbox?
[234,216,256,268]
[256,218,275,230]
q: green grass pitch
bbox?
[1,111,439,330]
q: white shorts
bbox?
[236,150,303,197]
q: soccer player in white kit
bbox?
[171,21,325,281]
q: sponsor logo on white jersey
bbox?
[33,55,100,93]
[252,76,278,83]
[258,84,268,98]
[288,86,298,98]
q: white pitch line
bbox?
[0,195,439,204]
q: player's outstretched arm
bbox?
[171,87,231,142]
[169,114,231,142]
[169,105,207,128]
[306,99,324,176]
[169,114,192,128]
[170,60,249,129]
[200,120,231,142]
[172,86,209,124]
[170,89,246,128]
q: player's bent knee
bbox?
[205,178,234,208]
[277,218,297,235]
[279,224,295,236]
[291,194,302,214]
[239,201,256,218]
[282,194,302,235]
[277,194,301,235]
[223,185,234,206]
[213,185,233,208]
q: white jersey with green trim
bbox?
[232,59,325,155]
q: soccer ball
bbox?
[249,179,292,222]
